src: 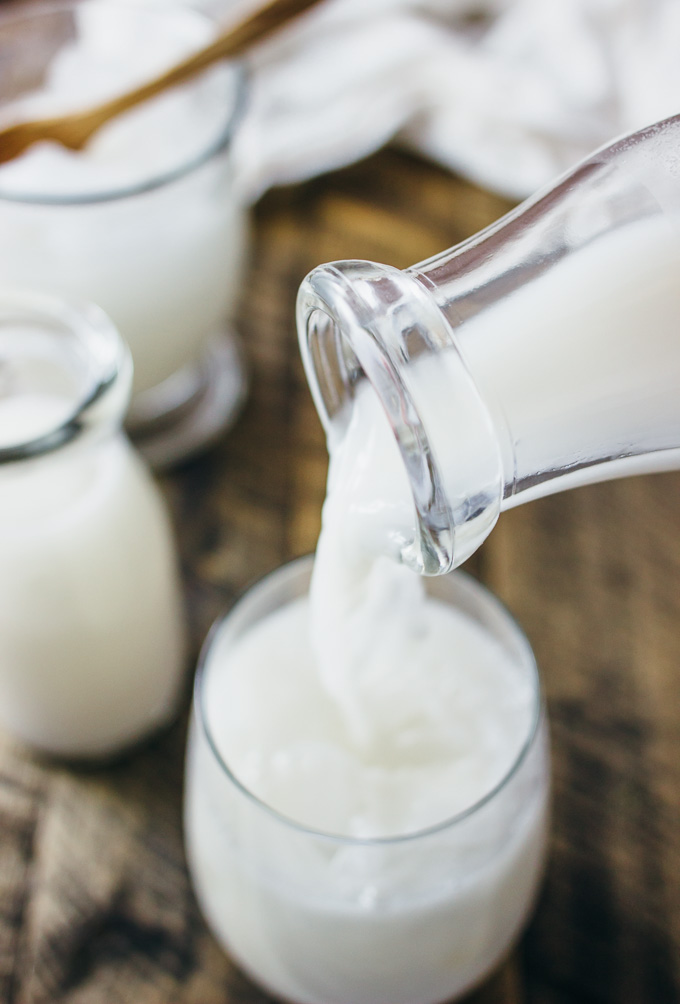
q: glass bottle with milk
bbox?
[298,112,680,575]
[0,290,187,759]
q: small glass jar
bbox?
[0,289,187,758]
[185,555,549,1004]
[0,0,249,468]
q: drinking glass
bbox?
[0,0,249,467]
[185,555,550,1004]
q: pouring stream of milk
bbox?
[309,374,425,749]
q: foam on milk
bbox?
[206,589,535,838]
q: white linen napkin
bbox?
[159,0,680,202]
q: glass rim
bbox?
[0,0,247,207]
[194,553,544,847]
[0,288,130,461]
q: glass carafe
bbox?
[297,113,680,574]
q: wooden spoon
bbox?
[0,0,323,166]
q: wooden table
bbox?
[1,148,679,1004]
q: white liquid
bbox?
[448,213,680,504]
[0,394,187,757]
[204,594,537,838]
[187,355,548,1001]
[0,11,248,396]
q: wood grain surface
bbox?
[0,148,679,1004]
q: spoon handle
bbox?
[97,0,323,122]
[0,0,324,163]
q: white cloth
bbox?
[189,0,680,203]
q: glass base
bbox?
[127,328,247,470]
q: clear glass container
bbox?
[0,289,187,758]
[298,113,680,574]
[0,0,249,468]
[185,555,550,1004]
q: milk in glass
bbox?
[185,366,549,1003]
